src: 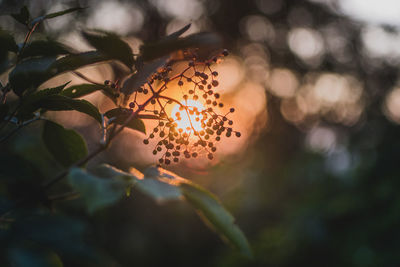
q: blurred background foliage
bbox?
[2,0,400,266]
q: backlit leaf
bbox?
[143,166,253,257]
[141,32,222,62]
[67,167,132,213]
[19,40,72,60]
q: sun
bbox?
[171,99,205,133]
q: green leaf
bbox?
[86,164,252,256]
[40,96,102,123]
[18,94,101,123]
[61,83,117,102]
[67,167,132,213]
[43,7,85,19]
[82,30,134,68]
[163,24,191,41]
[19,40,72,60]
[104,108,146,134]
[0,28,18,53]
[120,56,169,95]
[50,51,110,76]
[180,183,253,258]
[10,56,57,96]
[60,84,97,98]
[10,51,111,96]
[94,164,181,201]
[135,178,182,201]
[11,6,30,26]
[16,82,70,120]
[143,166,253,257]
[42,121,88,167]
[141,32,222,62]
[105,108,160,120]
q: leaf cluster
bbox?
[0,5,251,265]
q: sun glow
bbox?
[171,99,205,132]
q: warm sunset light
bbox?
[171,99,205,132]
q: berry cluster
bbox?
[124,50,240,165]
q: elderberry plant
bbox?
[0,5,252,264]
[131,52,241,164]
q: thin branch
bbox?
[17,22,40,62]
[73,71,104,85]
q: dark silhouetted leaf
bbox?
[70,163,251,256]
[67,167,133,213]
[143,166,253,257]
[104,108,146,134]
[38,96,102,123]
[10,56,57,96]
[0,28,18,53]
[29,7,85,26]
[141,32,222,61]
[50,51,110,75]
[180,183,253,258]
[121,56,169,95]
[82,30,134,68]
[164,24,191,40]
[16,82,70,120]
[61,83,116,102]
[19,40,72,60]
[10,51,110,96]
[11,5,30,25]
[18,94,101,123]
[43,7,85,19]
[42,121,87,167]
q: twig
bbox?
[73,71,104,85]
[17,22,40,62]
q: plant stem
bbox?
[17,22,39,62]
